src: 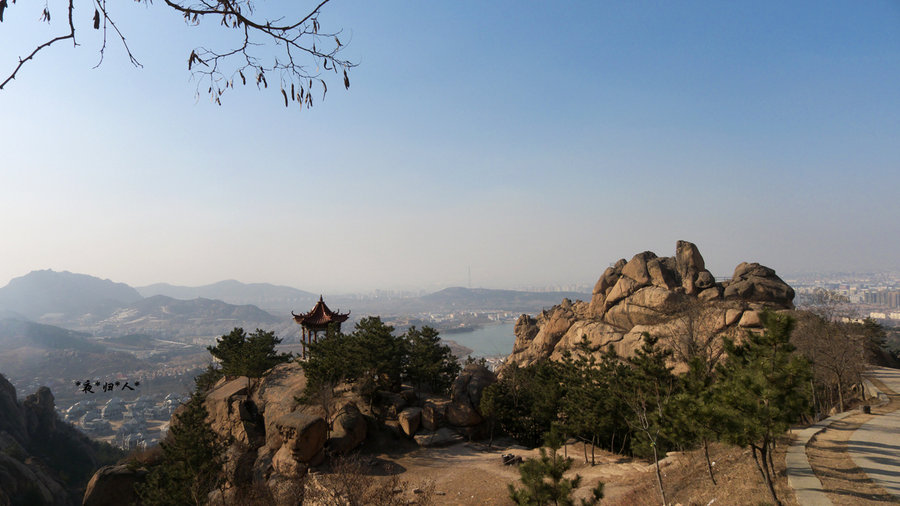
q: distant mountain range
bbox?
[0,270,591,340]
[136,280,318,314]
[0,270,142,320]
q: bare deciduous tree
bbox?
[1,0,354,107]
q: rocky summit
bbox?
[507,241,795,367]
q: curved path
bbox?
[787,411,852,505]
[848,367,900,500]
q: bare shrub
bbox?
[305,454,434,506]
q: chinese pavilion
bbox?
[292,295,350,359]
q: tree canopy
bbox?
[0,0,354,107]
[302,318,461,399]
[207,327,291,378]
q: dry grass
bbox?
[806,377,900,505]
[604,440,799,506]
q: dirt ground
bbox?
[354,439,642,505]
[806,377,900,505]
[344,435,801,506]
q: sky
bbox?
[1,1,899,294]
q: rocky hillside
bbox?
[84,362,498,505]
[0,375,118,505]
[508,241,795,366]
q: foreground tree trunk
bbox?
[703,439,717,485]
[752,444,782,506]
[837,377,845,413]
[652,443,667,506]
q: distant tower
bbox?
[291,296,350,359]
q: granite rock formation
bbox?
[507,241,795,367]
[84,361,497,505]
[0,374,109,506]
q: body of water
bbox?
[442,322,516,358]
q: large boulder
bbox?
[675,240,705,295]
[399,407,422,437]
[271,412,326,476]
[589,259,626,314]
[448,364,497,427]
[327,403,367,454]
[421,399,450,431]
[253,362,308,444]
[724,262,794,306]
[647,257,679,290]
[621,251,657,285]
[82,464,147,506]
[205,377,264,446]
[604,276,645,308]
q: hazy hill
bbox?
[0,318,101,353]
[0,318,149,388]
[417,287,591,312]
[91,295,289,340]
[0,270,142,320]
[137,280,318,314]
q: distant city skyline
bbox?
[2,1,899,294]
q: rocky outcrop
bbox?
[0,374,110,506]
[398,407,422,437]
[508,241,795,367]
[271,412,326,476]
[205,377,264,447]
[447,364,497,427]
[327,403,367,454]
[82,465,146,506]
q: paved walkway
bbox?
[848,367,900,500]
[786,411,852,505]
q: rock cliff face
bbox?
[507,241,794,367]
[0,375,107,506]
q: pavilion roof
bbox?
[292,296,350,329]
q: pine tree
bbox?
[403,326,460,395]
[136,391,230,505]
[558,338,627,465]
[670,357,722,485]
[207,327,291,378]
[715,311,811,506]
[611,333,677,506]
[350,317,405,392]
[508,429,603,506]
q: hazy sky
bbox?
[1,1,899,294]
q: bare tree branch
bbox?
[1,0,355,108]
[0,0,77,90]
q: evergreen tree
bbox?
[350,317,405,392]
[303,324,363,393]
[670,357,721,485]
[508,429,603,506]
[207,327,291,378]
[608,333,677,506]
[481,361,566,448]
[136,392,230,505]
[403,325,460,395]
[558,338,627,465]
[715,311,811,506]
